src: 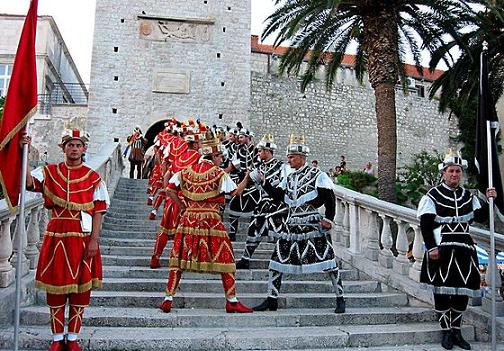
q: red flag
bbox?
[0,0,38,211]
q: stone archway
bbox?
[144,119,168,150]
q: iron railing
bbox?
[38,83,89,114]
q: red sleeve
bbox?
[31,177,43,193]
[93,200,107,214]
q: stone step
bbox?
[99,238,277,250]
[75,278,379,294]
[100,245,276,258]
[0,324,475,350]
[100,255,272,269]
[101,266,360,281]
[100,229,252,240]
[19,306,435,328]
[36,291,409,309]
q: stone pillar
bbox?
[378,215,394,268]
[340,203,350,248]
[348,203,360,254]
[482,252,504,316]
[25,206,41,270]
[332,199,344,244]
[408,224,423,282]
[0,216,15,288]
[365,209,380,261]
[393,220,410,275]
[11,217,29,278]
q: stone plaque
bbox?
[152,70,190,94]
[138,15,214,43]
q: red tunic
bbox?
[168,160,236,273]
[33,163,108,294]
[158,149,201,237]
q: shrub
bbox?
[336,170,377,193]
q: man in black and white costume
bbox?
[417,150,496,350]
[235,134,291,269]
[253,135,345,313]
[226,124,260,241]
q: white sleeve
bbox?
[472,195,482,211]
[169,172,181,186]
[315,171,335,190]
[417,195,436,218]
[93,181,110,206]
[31,167,44,182]
[220,173,237,193]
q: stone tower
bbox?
[87,0,251,152]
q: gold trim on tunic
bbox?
[35,279,102,294]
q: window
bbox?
[0,64,13,97]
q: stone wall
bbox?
[31,105,88,164]
[250,71,458,171]
[87,0,252,154]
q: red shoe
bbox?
[147,198,153,206]
[225,300,253,313]
[160,300,172,313]
[48,341,65,351]
[149,212,156,220]
[65,340,82,351]
[150,256,161,269]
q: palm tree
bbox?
[428,0,504,112]
[262,0,477,202]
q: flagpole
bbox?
[13,123,30,351]
[486,119,497,351]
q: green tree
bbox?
[262,0,475,203]
[428,0,504,111]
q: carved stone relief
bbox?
[139,16,213,43]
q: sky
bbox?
[0,0,276,83]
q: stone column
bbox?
[340,203,350,248]
[482,252,504,316]
[11,216,29,278]
[408,224,423,282]
[378,215,394,268]
[365,209,380,261]
[348,203,360,254]
[25,206,41,270]
[0,216,15,288]
[393,220,410,275]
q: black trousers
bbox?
[129,161,142,179]
[433,293,469,330]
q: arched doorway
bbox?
[144,119,168,150]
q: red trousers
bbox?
[46,291,90,335]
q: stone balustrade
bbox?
[0,142,124,291]
[332,184,504,315]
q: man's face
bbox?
[211,153,224,165]
[238,134,249,145]
[287,154,306,169]
[227,134,236,142]
[312,161,318,168]
[258,147,272,161]
[442,165,463,188]
[63,140,86,162]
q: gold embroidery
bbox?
[169,259,236,273]
[43,186,94,211]
[177,226,228,237]
[35,279,102,294]
[44,232,91,238]
[181,188,220,201]
[55,166,95,184]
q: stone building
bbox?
[87,0,252,154]
[0,14,88,163]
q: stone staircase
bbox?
[0,177,479,350]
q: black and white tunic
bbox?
[265,165,338,274]
[228,143,260,216]
[417,182,487,297]
[248,158,291,241]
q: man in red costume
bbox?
[159,129,253,313]
[150,122,204,269]
[23,129,110,351]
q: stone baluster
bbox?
[365,209,380,261]
[348,203,360,254]
[332,199,344,244]
[340,203,350,248]
[378,215,394,268]
[408,224,424,282]
[11,216,29,278]
[393,220,410,275]
[38,207,49,245]
[0,216,15,288]
[482,251,504,316]
[25,206,41,270]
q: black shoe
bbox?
[451,329,471,350]
[253,297,278,311]
[235,258,250,270]
[441,330,454,350]
[334,296,346,313]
